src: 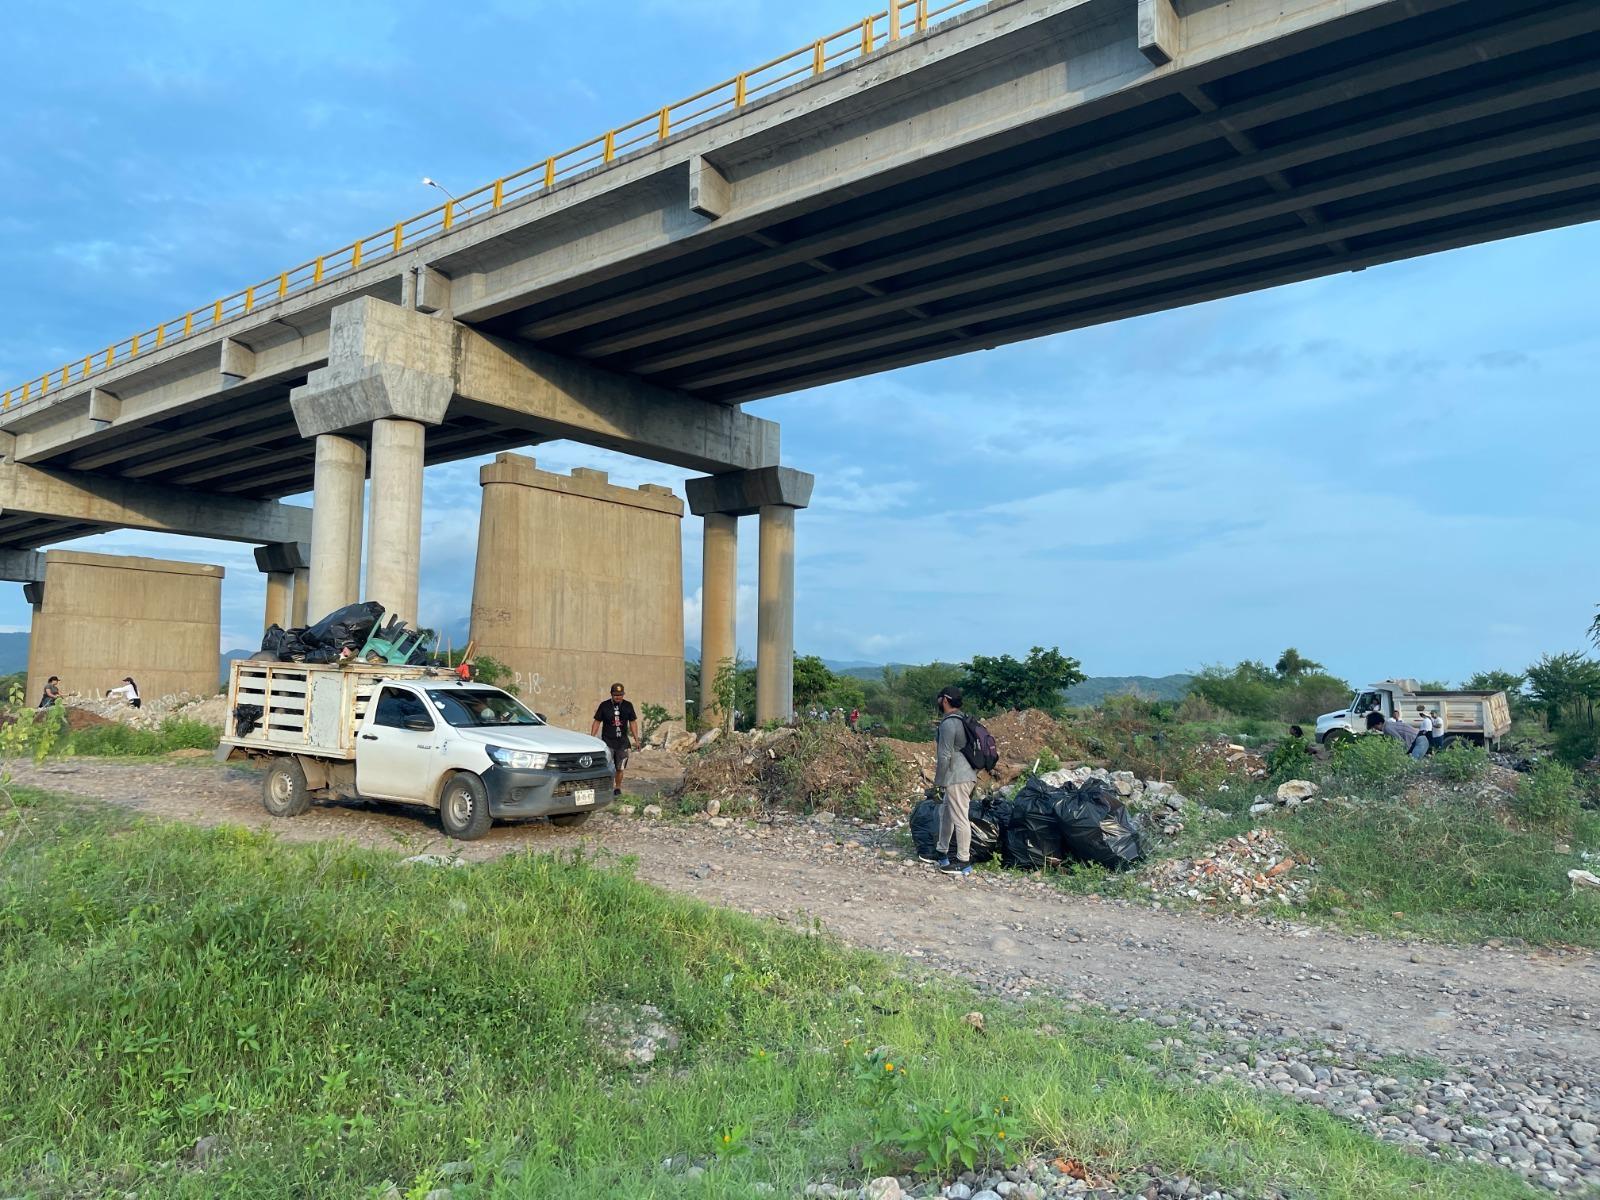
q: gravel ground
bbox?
[9,757,1600,1194]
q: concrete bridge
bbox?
[2,0,1595,719]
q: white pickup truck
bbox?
[218,661,615,840]
[1314,678,1512,749]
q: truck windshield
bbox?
[425,688,542,728]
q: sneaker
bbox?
[917,850,942,864]
[939,858,973,876]
[613,788,622,798]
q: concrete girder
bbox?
[587,65,1600,369]
[678,158,1600,393]
[731,190,1600,401]
[0,550,45,583]
[0,462,313,545]
[519,0,1599,344]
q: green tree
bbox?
[793,655,835,709]
[1525,652,1600,730]
[960,646,1085,714]
[1464,669,1527,717]
[1273,648,1324,679]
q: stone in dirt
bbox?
[582,1002,682,1068]
[705,797,721,817]
[863,1178,903,1200]
[642,804,663,818]
[1276,779,1319,804]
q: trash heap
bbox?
[1188,737,1269,779]
[61,690,229,731]
[257,601,432,666]
[1139,827,1313,906]
[676,723,921,814]
[911,773,1146,871]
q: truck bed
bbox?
[223,661,456,759]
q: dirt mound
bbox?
[982,708,1063,766]
[677,723,918,817]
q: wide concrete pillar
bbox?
[291,568,309,626]
[306,434,366,622]
[756,504,797,724]
[365,417,426,626]
[699,512,738,728]
[263,572,293,631]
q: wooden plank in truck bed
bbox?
[223,661,451,759]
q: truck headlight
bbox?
[487,746,548,770]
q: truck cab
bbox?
[356,679,615,836]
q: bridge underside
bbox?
[475,0,1600,402]
[6,0,1598,550]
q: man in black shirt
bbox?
[591,682,641,797]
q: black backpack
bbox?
[957,713,1000,772]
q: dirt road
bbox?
[11,757,1600,1079]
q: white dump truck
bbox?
[218,661,615,839]
[1314,678,1512,748]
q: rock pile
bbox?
[1188,738,1267,780]
[1248,778,1320,816]
[676,723,919,815]
[800,1158,1238,1200]
[62,690,227,731]
[1139,829,1311,906]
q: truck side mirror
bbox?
[535,712,547,723]
[403,715,433,732]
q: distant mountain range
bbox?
[1064,673,1193,705]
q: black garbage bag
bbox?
[261,624,287,655]
[302,646,340,664]
[1077,776,1123,808]
[301,601,385,650]
[973,793,1014,832]
[910,796,942,860]
[969,814,1000,864]
[1001,778,1065,870]
[232,703,264,737]
[1054,790,1145,870]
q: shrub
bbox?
[1430,741,1488,784]
[1513,760,1579,826]
[1330,734,1414,792]
[1265,736,1315,783]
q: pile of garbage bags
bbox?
[256,602,431,666]
[911,775,1144,871]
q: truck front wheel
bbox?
[263,758,311,818]
[439,772,493,841]
[1322,728,1353,748]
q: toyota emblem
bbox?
[577,755,593,768]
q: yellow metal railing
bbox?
[1,0,982,414]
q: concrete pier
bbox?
[756,504,796,725]
[686,466,812,726]
[365,418,426,625]
[698,512,738,727]
[26,551,223,702]
[263,572,293,631]
[306,434,366,621]
[470,453,685,727]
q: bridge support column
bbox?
[698,512,738,728]
[292,567,309,626]
[255,542,311,632]
[365,417,426,626]
[685,466,813,727]
[756,504,797,725]
[306,434,366,622]
[263,572,293,631]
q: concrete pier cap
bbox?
[684,466,814,518]
[289,297,453,438]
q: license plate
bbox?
[573,789,595,807]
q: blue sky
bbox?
[3,0,1596,686]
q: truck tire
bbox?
[1321,728,1353,748]
[263,758,311,818]
[549,811,591,829]
[439,772,493,841]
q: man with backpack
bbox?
[926,686,979,876]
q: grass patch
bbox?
[58,717,220,757]
[1272,796,1600,946]
[0,789,1543,1200]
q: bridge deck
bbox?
[2,0,1595,549]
